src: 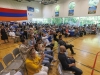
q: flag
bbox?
[0,7,27,21]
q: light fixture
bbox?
[40,0,59,5]
[17,0,22,2]
[28,0,31,2]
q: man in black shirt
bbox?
[58,35,75,54]
[53,31,58,42]
[58,46,83,75]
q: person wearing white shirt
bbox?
[42,33,54,50]
[9,29,19,43]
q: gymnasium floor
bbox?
[0,34,100,75]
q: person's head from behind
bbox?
[60,46,66,53]
[34,28,36,30]
[30,34,34,39]
[53,31,56,34]
[20,39,27,45]
[42,33,45,37]
[1,25,4,29]
[36,38,42,44]
[27,48,36,59]
[17,29,20,31]
[59,35,62,40]
[10,29,13,32]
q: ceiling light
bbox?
[17,0,22,2]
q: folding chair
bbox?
[3,53,14,66]
[3,53,23,70]
[13,48,22,60]
[19,69,24,75]
[58,63,74,75]
[0,62,4,73]
[0,62,10,75]
[13,48,25,68]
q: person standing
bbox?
[1,25,9,43]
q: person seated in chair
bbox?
[25,48,48,75]
[74,28,80,37]
[58,35,76,54]
[9,29,19,43]
[81,28,86,35]
[36,39,56,62]
[41,33,54,50]
[58,46,83,75]
[19,39,33,60]
[65,28,70,37]
[28,35,36,47]
[53,31,58,42]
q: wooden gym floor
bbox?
[0,34,100,75]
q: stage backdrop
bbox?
[0,7,27,21]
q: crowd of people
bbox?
[0,22,100,75]
[0,23,99,43]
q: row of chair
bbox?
[0,48,25,75]
[0,45,74,75]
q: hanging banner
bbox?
[0,7,27,21]
[88,6,97,14]
[68,10,74,16]
[27,6,34,12]
[55,12,59,17]
[55,5,60,17]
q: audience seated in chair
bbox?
[41,33,54,50]
[53,31,58,42]
[9,29,19,43]
[25,48,48,75]
[19,39,33,60]
[58,35,76,54]
[58,46,83,75]
[35,39,56,64]
[28,35,36,47]
[74,29,80,37]
[65,28,70,37]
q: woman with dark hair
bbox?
[0,25,9,43]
